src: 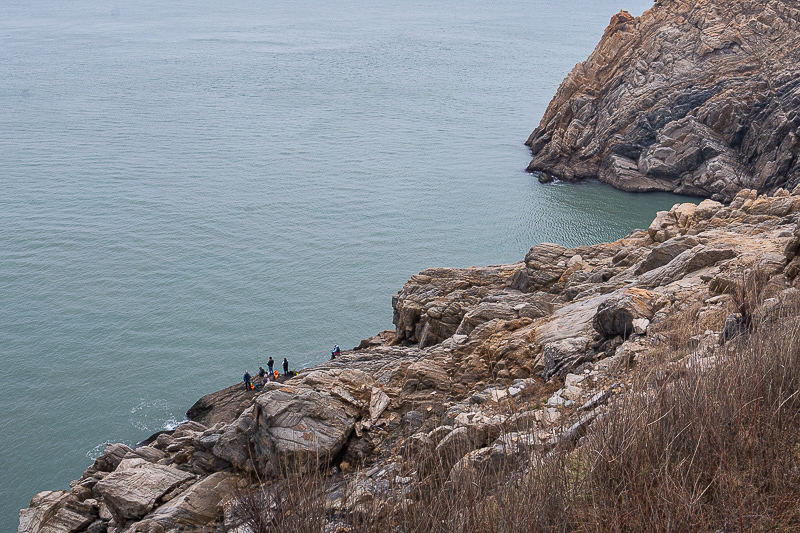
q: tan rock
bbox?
[92,459,195,523]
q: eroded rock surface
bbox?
[526,0,800,199]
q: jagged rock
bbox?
[194,433,221,452]
[21,189,800,533]
[93,443,133,473]
[139,472,233,530]
[249,384,357,474]
[368,387,390,421]
[402,432,434,457]
[536,294,612,345]
[455,302,518,336]
[401,361,451,396]
[211,413,257,472]
[125,446,167,464]
[758,253,787,275]
[635,235,700,274]
[526,0,800,198]
[593,289,664,338]
[92,459,194,523]
[392,264,520,347]
[18,491,95,533]
[638,245,736,289]
[448,443,515,482]
[186,384,256,427]
[435,426,492,472]
[632,318,650,335]
[523,243,568,291]
[539,337,590,380]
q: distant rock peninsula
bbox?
[526,0,800,200]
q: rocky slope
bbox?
[526,0,800,200]
[19,187,800,532]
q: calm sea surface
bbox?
[1,0,690,527]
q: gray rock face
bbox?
[526,1,800,199]
[18,491,94,533]
[141,472,233,529]
[251,385,356,471]
[593,289,665,338]
[638,245,737,289]
[635,235,700,274]
[541,337,591,380]
[92,459,194,523]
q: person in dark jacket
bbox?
[243,371,251,391]
[283,357,289,376]
[267,357,274,375]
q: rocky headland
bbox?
[18,187,800,532]
[526,0,800,200]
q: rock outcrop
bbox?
[526,0,800,200]
[19,189,800,532]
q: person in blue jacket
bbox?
[243,371,251,391]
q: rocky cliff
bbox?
[19,187,800,532]
[526,0,800,200]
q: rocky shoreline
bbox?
[19,187,800,532]
[18,0,800,530]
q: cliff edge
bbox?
[526,0,800,200]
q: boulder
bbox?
[368,387,390,421]
[92,459,195,523]
[211,412,257,472]
[539,337,590,380]
[638,245,737,289]
[93,443,133,472]
[140,472,233,529]
[635,235,700,274]
[250,385,357,473]
[434,426,492,472]
[536,293,612,345]
[523,243,568,290]
[593,289,664,338]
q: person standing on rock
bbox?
[267,357,274,376]
[243,370,251,391]
[283,357,289,376]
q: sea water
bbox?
[0,0,690,527]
